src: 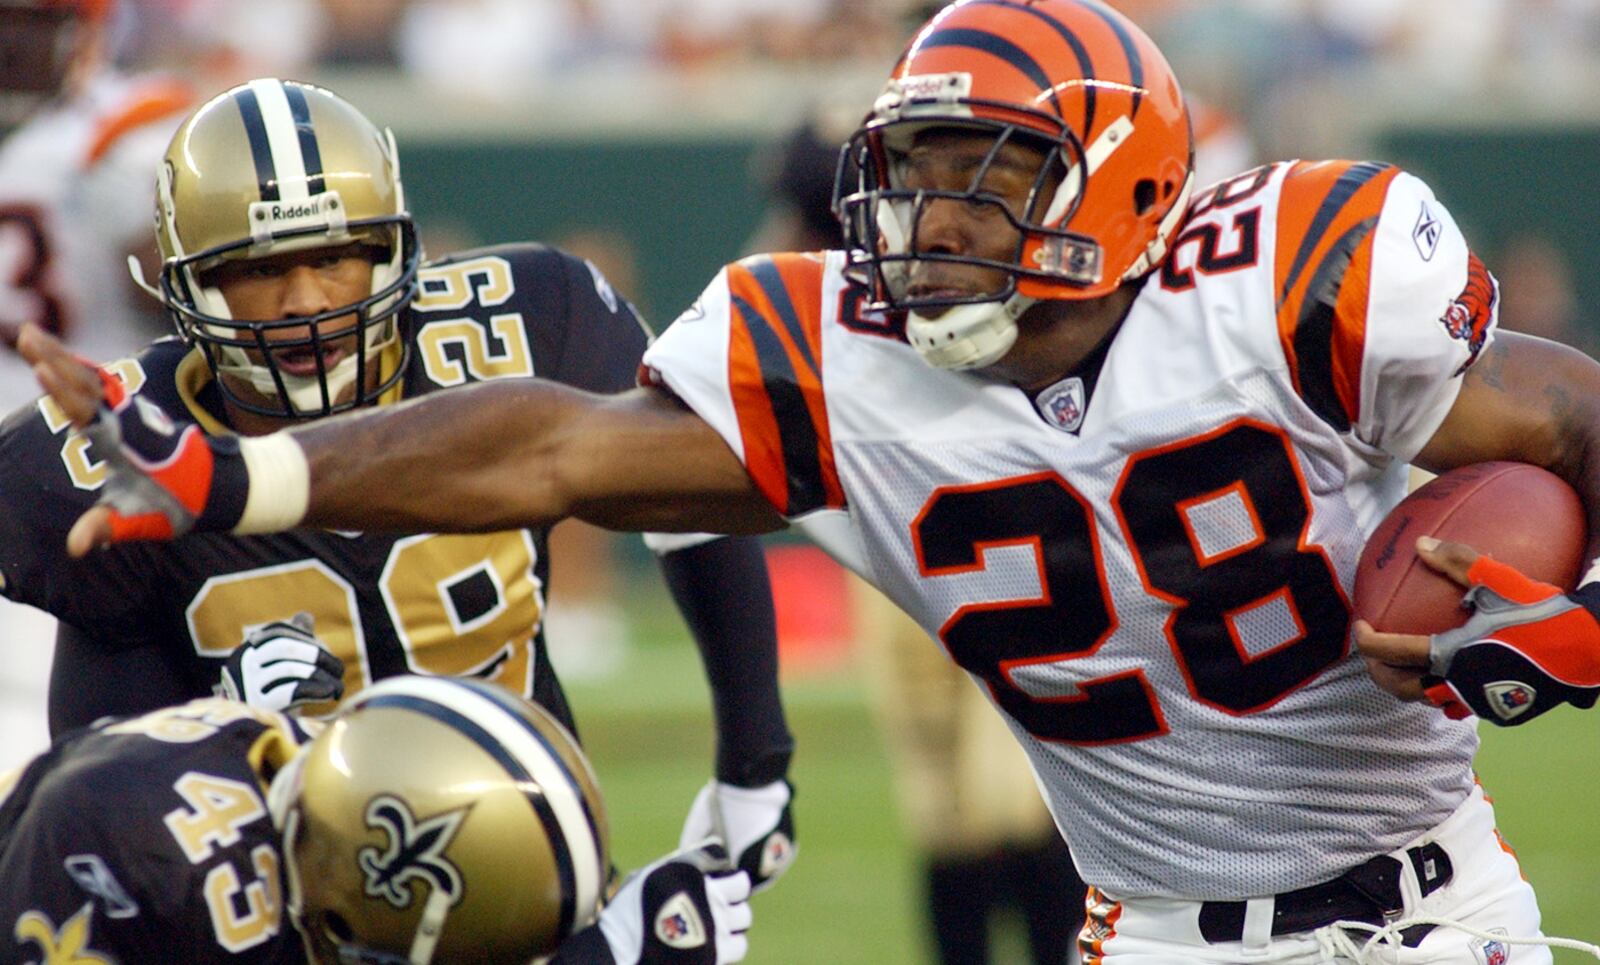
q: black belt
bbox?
[1197,842,1453,943]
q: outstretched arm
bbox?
[295,380,781,535]
[19,323,783,553]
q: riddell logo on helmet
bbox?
[894,73,971,100]
[270,201,326,220]
[879,73,974,117]
[248,191,348,239]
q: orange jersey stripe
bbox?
[725,292,789,514]
[1273,160,1400,431]
[769,254,844,507]
[1328,216,1377,423]
[724,254,844,515]
[85,80,194,168]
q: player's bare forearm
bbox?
[292,380,783,536]
[1416,331,1600,572]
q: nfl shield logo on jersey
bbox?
[1035,376,1086,433]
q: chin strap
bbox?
[905,292,1036,370]
[126,255,163,301]
[407,887,455,965]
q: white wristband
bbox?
[235,432,310,534]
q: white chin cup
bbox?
[271,353,362,415]
[212,343,363,415]
[905,294,1033,370]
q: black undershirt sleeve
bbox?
[657,537,793,787]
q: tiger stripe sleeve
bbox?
[642,253,846,518]
[1273,161,1496,462]
[1273,159,1400,433]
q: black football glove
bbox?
[1425,556,1600,725]
[216,613,345,713]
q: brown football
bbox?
[1353,462,1587,635]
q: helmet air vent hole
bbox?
[325,912,354,943]
[1134,179,1158,215]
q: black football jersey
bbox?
[0,699,315,964]
[0,243,650,734]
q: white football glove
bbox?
[215,612,345,713]
[595,839,752,964]
[678,780,795,894]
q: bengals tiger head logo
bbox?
[1441,252,1497,375]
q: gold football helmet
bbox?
[267,675,610,965]
[153,78,420,417]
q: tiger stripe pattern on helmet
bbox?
[349,676,607,939]
[724,253,844,516]
[988,0,1148,123]
[1273,159,1401,432]
[902,0,1159,142]
[840,0,1194,332]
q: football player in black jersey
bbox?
[0,79,794,893]
[0,674,754,964]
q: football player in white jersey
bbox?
[18,0,1600,960]
[0,0,194,774]
[0,0,193,409]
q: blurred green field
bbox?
[565,579,1600,964]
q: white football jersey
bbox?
[0,71,192,772]
[644,160,1501,900]
[0,70,192,412]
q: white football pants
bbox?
[1078,784,1579,965]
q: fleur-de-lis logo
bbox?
[14,902,113,964]
[357,795,469,910]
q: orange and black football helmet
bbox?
[835,0,1194,369]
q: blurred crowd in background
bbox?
[20,0,1585,330]
[96,0,1600,96]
